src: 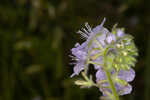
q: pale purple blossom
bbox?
[71,18,107,77]
[96,67,107,81]
[70,18,137,98]
[92,18,106,34]
[117,83,132,95]
[116,29,125,37]
[70,42,88,77]
[96,67,135,95]
[118,68,135,82]
[106,33,116,44]
[99,83,132,96]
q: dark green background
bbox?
[0,0,149,100]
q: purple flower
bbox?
[71,18,107,77]
[99,83,132,96]
[70,18,138,99]
[96,29,108,47]
[70,43,88,77]
[92,18,106,34]
[78,18,107,48]
[118,68,135,82]
[106,33,116,44]
[116,29,124,37]
[96,68,135,95]
[116,83,132,95]
[96,67,107,81]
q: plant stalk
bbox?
[103,50,119,100]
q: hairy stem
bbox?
[103,66,119,100]
[103,48,119,100]
[94,39,119,100]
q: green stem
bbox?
[94,39,119,100]
[103,66,119,100]
[103,50,119,100]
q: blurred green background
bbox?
[0,0,149,100]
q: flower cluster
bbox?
[70,18,138,100]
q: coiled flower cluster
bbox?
[70,18,138,100]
